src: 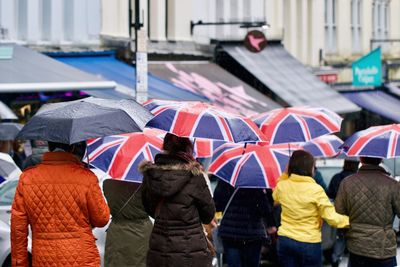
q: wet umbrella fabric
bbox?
[252,107,342,144]
[0,122,23,140]
[301,135,343,158]
[341,124,400,158]
[17,97,153,144]
[144,99,267,143]
[87,131,163,183]
[143,127,226,158]
[0,152,21,183]
[208,143,296,188]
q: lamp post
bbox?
[129,0,147,103]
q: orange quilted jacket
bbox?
[11,152,110,267]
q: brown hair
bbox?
[163,133,194,155]
[288,150,315,177]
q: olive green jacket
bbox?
[104,181,153,267]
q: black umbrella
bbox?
[17,97,153,144]
[0,122,23,140]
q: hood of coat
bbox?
[139,154,202,197]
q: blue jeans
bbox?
[349,253,397,267]
[278,236,322,267]
[222,240,262,267]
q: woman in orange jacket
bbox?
[11,142,110,267]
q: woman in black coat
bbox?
[140,133,216,267]
[213,179,277,267]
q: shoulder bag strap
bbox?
[113,185,141,221]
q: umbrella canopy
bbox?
[144,99,267,143]
[0,152,21,183]
[139,127,226,159]
[252,107,343,144]
[87,131,163,182]
[301,135,343,158]
[17,97,153,144]
[341,124,400,158]
[208,143,297,188]
[0,122,23,140]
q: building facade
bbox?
[101,0,400,82]
[0,0,102,46]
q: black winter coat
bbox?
[213,180,276,245]
[140,154,216,267]
[327,170,356,199]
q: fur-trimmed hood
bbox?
[139,154,203,197]
[138,160,202,176]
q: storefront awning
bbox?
[53,53,208,101]
[148,61,281,116]
[342,90,400,122]
[0,44,116,92]
[384,83,400,97]
[222,44,360,114]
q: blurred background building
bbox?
[1,0,400,133]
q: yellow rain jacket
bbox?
[273,173,349,243]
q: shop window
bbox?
[372,0,389,51]
[351,0,362,53]
[325,0,337,54]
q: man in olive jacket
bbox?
[335,157,400,267]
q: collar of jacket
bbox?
[288,173,316,183]
[42,151,82,165]
[359,164,390,175]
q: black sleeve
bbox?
[192,175,216,224]
[141,175,159,218]
[327,174,339,199]
[260,189,277,227]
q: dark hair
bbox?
[48,141,87,160]
[72,141,87,160]
[360,157,382,166]
[343,159,359,172]
[288,150,315,177]
[163,133,193,155]
[48,142,73,152]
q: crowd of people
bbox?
[7,133,400,267]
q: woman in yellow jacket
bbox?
[273,150,349,267]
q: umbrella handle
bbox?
[242,143,247,155]
[86,147,90,169]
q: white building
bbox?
[0,0,102,46]
[1,0,399,80]
[101,0,400,81]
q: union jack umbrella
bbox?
[341,124,400,158]
[252,107,343,144]
[87,132,163,182]
[208,143,299,188]
[143,127,226,158]
[301,135,343,158]
[144,99,267,143]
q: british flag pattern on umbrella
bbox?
[144,99,267,142]
[301,135,343,158]
[252,107,343,144]
[143,127,226,158]
[208,143,298,188]
[341,124,400,158]
[87,132,163,182]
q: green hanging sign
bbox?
[352,47,382,86]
